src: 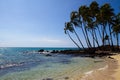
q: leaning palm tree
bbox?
[112,13,120,49]
[70,11,85,49]
[64,1,119,51]
[98,3,114,47]
[79,5,92,48]
[89,1,100,47]
[64,22,81,49]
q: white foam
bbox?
[98,65,108,71]
[0,63,23,69]
[81,65,108,80]
[81,70,94,80]
[85,70,93,75]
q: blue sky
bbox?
[0,0,120,47]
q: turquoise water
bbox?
[0,47,106,80]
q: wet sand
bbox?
[112,54,120,80]
[69,56,118,80]
[55,54,120,80]
[80,54,120,80]
[85,58,117,80]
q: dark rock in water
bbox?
[42,78,53,80]
[51,50,59,53]
[38,49,44,52]
[45,54,52,56]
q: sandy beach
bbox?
[112,54,120,80]
[59,55,118,80]
[79,54,120,80]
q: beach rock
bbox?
[38,49,44,52]
[45,54,52,56]
[51,50,59,53]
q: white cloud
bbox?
[0,37,75,47]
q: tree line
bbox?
[64,1,120,51]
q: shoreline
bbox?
[112,54,120,80]
[80,56,117,80]
[80,53,120,80]
[66,54,118,80]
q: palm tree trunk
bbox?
[81,25,90,48]
[118,34,120,50]
[94,29,100,47]
[66,31,81,49]
[97,25,102,40]
[83,22,92,48]
[85,27,92,48]
[92,29,95,47]
[108,24,114,47]
[104,26,110,46]
[116,33,119,48]
[73,28,85,50]
[102,25,105,47]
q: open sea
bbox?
[0,47,106,80]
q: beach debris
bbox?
[38,49,44,52]
[64,76,69,79]
[108,56,114,59]
[94,60,103,63]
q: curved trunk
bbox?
[94,29,100,47]
[66,31,81,49]
[102,24,106,47]
[81,25,90,48]
[85,28,92,48]
[83,22,92,48]
[92,29,95,47]
[108,24,114,47]
[73,29,85,50]
[116,33,119,48]
[97,25,102,40]
[104,26,110,46]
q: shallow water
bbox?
[0,47,106,80]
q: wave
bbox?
[0,63,23,69]
[85,70,94,75]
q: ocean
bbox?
[0,47,106,80]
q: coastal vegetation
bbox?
[64,1,120,52]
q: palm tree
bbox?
[79,5,92,48]
[112,13,120,49]
[97,3,114,47]
[70,11,85,49]
[64,1,119,51]
[88,1,100,47]
[64,22,81,49]
[103,4,114,47]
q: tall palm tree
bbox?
[64,22,81,49]
[79,5,92,48]
[103,4,114,47]
[97,3,114,47]
[70,11,85,49]
[89,1,100,47]
[64,1,119,51]
[112,13,120,49]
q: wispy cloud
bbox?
[0,37,74,47]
